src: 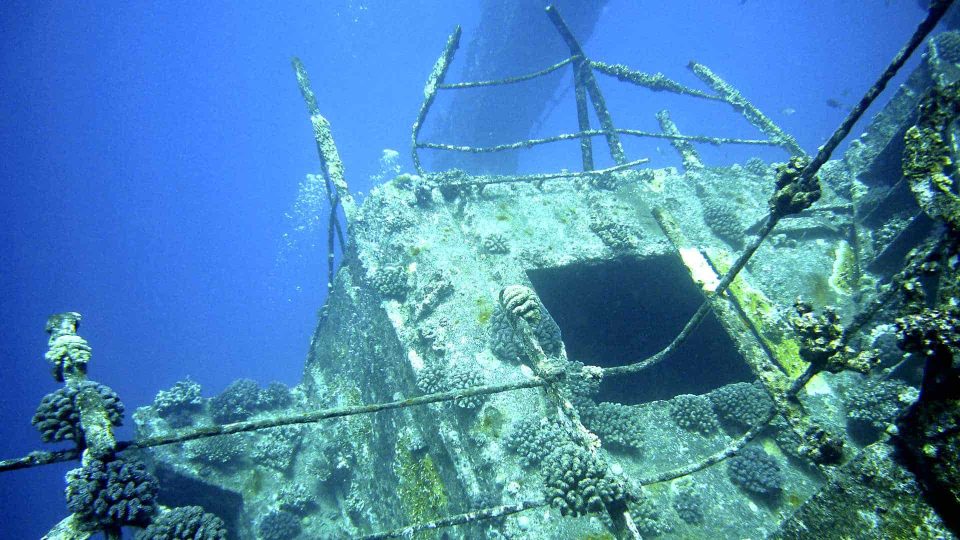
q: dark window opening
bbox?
[528,255,753,404]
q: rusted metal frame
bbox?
[652,210,792,398]
[412,26,462,175]
[417,129,775,154]
[600,4,949,476]
[644,209,837,478]
[545,5,626,165]
[590,60,723,101]
[687,61,806,157]
[656,109,703,172]
[779,0,956,395]
[438,57,574,89]
[604,0,945,375]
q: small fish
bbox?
[826,98,844,109]
[781,107,797,116]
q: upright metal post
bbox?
[573,66,595,171]
[546,5,626,165]
[412,27,462,175]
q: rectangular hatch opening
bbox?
[528,255,754,404]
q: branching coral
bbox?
[673,487,706,525]
[370,265,409,300]
[542,443,632,517]
[416,361,448,395]
[448,364,487,409]
[488,305,563,363]
[580,401,645,452]
[708,381,773,434]
[257,510,301,540]
[629,492,673,537]
[259,381,293,410]
[33,381,124,444]
[252,425,304,472]
[504,416,572,468]
[184,435,245,468]
[66,457,158,527]
[136,506,227,540]
[210,379,261,423]
[702,198,745,247]
[728,446,783,496]
[153,379,203,428]
[844,377,916,442]
[668,394,719,436]
[277,482,316,515]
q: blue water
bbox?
[0,1,929,537]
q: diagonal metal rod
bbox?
[798,0,954,181]
[412,26,462,175]
[292,57,351,297]
[603,0,953,379]
[688,61,805,157]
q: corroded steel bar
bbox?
[545,5,626,165]
[412,26,462,175]
[0,447,80,473]
[797,0,954,181]
[656,109,703,171]
[417,130,774,153]
[1,377,551,473]
[290,60,345,251]
[325,194,339,294]
[360,500,547,540]
[591,61,722,101]
[574,70,595,171]
[118,376,548,451]
[438,57,573,89]
[652,210,792,402]
[688,61,806,157]
[639,409,776,485]
[426,157,649,190]
[292,58,357,221]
